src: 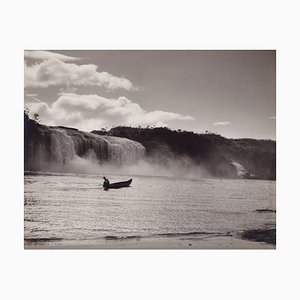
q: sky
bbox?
[24,50,276,139]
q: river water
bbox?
[24,172,276,249]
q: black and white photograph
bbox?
[24,50,276,249]
[2,0,300,299]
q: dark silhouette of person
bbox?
[103,177,110,189]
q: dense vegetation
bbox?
[92,126,276,180]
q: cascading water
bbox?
[24,124,145,172]
[230,159,253,178]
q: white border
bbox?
[1,0,299,299]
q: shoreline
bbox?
[25,230,276,250]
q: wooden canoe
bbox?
[105,179,132,190]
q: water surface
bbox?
[24,172,276,248]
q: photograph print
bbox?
[24,50,276,249]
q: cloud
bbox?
[59,86,78,93]
[24,50,80,62]
[26,93,194,131]
[24,92,40,103]
[24,51,134,90]
[24,92,38,98]
[213,121,231,126]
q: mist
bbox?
[29,149,208,179]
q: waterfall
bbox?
[25,124,145,171]
[230,159,254,178]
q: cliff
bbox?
[25,112,275,179]
[24,114,145,171]
[92,126,276,180]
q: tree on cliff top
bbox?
[24,108,40,124]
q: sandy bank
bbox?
[25,234,275,250]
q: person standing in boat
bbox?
[103,177,110,189]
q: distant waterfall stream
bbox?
[25,125,145,171]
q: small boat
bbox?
[104,179,132,190]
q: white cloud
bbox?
[213,121,231,126]
[26,93,194,131]
[24,51,134,90]
[24,50,80,62]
